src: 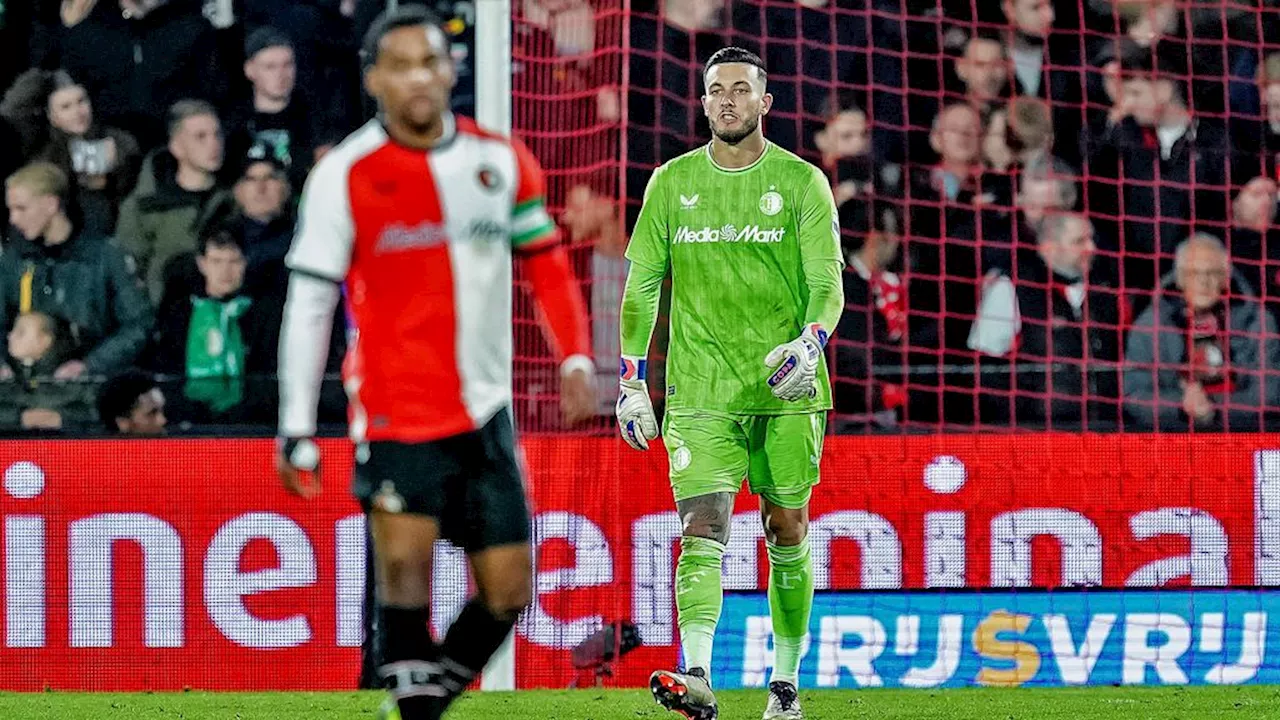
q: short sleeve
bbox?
[285,153,355,282]
[624,165,670,272]
[511,137,558,251]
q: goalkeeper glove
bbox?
[277,437,322,498]
[764,323,829,402]
[616,355,658,450]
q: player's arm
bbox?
[509,139,596,424]
[276,154,355,496]
[616,167,670,449]
[765,166,845,401]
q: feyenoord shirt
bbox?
[282,114,557,442]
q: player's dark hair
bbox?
[704,47,768,86]
[361,5,444,70]
[96,370,158,433]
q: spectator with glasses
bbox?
[1124,233,1279,432]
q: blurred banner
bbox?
[2,435,1280,690]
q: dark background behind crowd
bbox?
[1,0,1279,436]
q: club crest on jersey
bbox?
[477,165,503,192]
[760,187,783,216]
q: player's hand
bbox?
[616,355,658,450]
[277,437,322,499]
[765,324,828,402]
[560,357,597,426]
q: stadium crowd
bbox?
[0,0,1277,435]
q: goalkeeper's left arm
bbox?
[766,167,845,401]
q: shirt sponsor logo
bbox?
[468,218,507,243]
[375,222,450,253]
[673,224,786,244]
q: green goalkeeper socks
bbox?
[767,536,813,686]
[675,535,726,673]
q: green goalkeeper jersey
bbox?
[620,141,844,415]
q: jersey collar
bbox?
[376,111,458,152]
[704,140,771,173]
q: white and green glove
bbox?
[764,323,828,402]
[616,355,658,450]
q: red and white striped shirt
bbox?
[279,114,590,443]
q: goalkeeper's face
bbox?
[366,24,456,133]
[702,63,772,145]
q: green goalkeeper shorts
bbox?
[662,409,826,509]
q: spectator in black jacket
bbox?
[1086,45,1232,315]
[0,162,153,379]
[34,0,227,150]
[969,212,1124,429]
[149,230,281,424]
[1000,0,1085,166]
[1124,233,1280,432]
[215,145,296,302]
[224,27,317,191]
[36,70,141,236]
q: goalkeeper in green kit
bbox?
[616,47,843,720]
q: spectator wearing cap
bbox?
[0,162,153,380]
[116,99,235,308]
[224,27,317,191]
[1086,44,1232,317]
[35,70,141,236]
[96,370,166,435]
[31,0,227,150]
[148,230,282,425]
[203,145,297,303]
[1124,233,1279,432]
[968,212,1124,430]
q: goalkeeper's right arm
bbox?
[616,168,671,450]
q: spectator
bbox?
[906,103,988,356]
[968,212,1124,429]
[1124,233,1280,432]
[983,153,1079,273]
[1226,177,1280,313]
[116,99,234,308]
[149,231,281,424]
[96,369,167,435]
[561,184,625,416]
[814,97,886,213]
[36,70,141,236]
[224,27,316,191]
[1087,45,1231,313]
[954,31,1009,117]
[1235,51,1280,182]
[979,96,1056,267]
[206,144,296,302]
[834,216,911,429]
[0,162,153,379]
[0,311,96,431]
[34,0,227,150]
[1000,0,1085,165]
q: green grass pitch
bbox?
[2,687,1279,720]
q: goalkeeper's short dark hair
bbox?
[361,5,444,70]
[704,47,768,86]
